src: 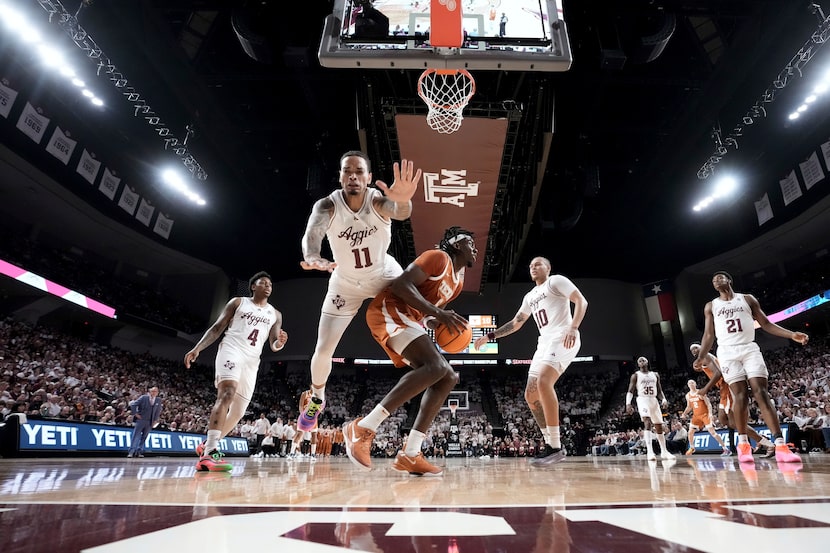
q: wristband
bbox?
[487,332,496,341]
[273,341,285,351]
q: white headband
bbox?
[447,233,472,245]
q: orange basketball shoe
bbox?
[343,418,375,471]
[391,451,444,476]
[736,442,754,464]
[774,443,802,463]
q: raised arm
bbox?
[301,197,336,271]
[746,294,809,345]
[473,308,530,351]
[373,159,420,221]
[184,298,241,368]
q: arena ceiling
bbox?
[3,0,830,286]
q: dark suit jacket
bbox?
[130,394,162,424]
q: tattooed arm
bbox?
[473,309,530,351]
[300,197,336,272]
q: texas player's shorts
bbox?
[321,255,403,317]
[716,342,768,385]
[636,396,665,424]
[214,343,260,400]
[690,412,713,431]
[365,294,426,368]
[529,330,581,377]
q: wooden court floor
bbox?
[1,453,830,552]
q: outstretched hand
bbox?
[473,335,489,351]
[375,159,420,203]
[301,259,337,272]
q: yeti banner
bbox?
[395,114,507,291]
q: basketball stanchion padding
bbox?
[417,68,476,134]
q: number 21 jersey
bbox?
[712,294,755,346]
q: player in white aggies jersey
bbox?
[184,271,288,472]
[694,270,808,465]
[299,151,421,430]
[473,256,587,465]
[625,357,674,461]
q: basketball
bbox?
[434,320,472,353]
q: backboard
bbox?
[318,0,572,71]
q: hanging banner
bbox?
[153,213,174,239]
[755,193,773,226]
[15,102,50,144]
[396,114,507,292]
[98,167,120,200]
[45,127,77,165]
[136,198,155,226]
[779,170,802,206]
[76,149,101,185]
[821,140,830,176]
[798,151,824,190]
[0,81,18,118]
[118,186,140,215]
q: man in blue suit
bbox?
[128,386,162,458]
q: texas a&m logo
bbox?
[423,169,479,207]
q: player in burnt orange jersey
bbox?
[343,226,477,476]
[690,343,775,457]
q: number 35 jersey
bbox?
[327,188,392,282]
[519,274,579,342]
[712,294,755,347]
[221,297,277,359]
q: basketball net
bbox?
[418,69,476,134]
[419,0,475,134]
[449,402,458,418]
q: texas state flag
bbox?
[643,280,677,324]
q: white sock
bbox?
[547,426,561,449]
[655,432,668,453]
[759,437,773,447]
[405,430,426,457]
[205,429,221,453]
[774,436,785,446]
[738,434,749,444]
[311,443,317,455]
[359,405,390,432]
[644,430,653,454]
[312,384,326,403]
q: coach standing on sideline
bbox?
[128,386,162,458]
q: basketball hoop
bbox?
[449,402,458,418]
[417,68,476,134]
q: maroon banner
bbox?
[396,114,507,291]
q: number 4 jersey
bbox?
[711,293,755,346]
[520,274,579,344]
[220,296,278,359]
